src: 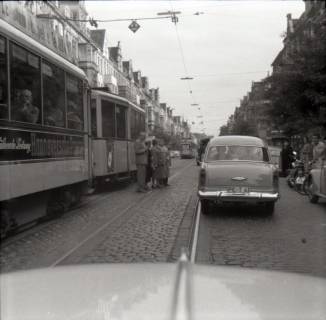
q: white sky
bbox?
[85,1,305,136]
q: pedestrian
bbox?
[152,139,165,188]
[300,136,313,173]
[161,141,171,186]
[134,132,148,193]
[151,139,159,188]
[145,140,153,189]
[280,140,294,177]
[312,134,326,167]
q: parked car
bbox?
[169,150,180,158]
[306,160,326,203]
[198,136,279,214]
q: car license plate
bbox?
[229,186,249,193]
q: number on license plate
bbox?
[229,186,249,193]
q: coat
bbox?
[152,145,166,179]
[135,139,148,165]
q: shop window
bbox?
[0,36,7,119]
[42,60,65,127]
[67,74,83,130]
[10,43,41,124]
[116,104,126,139]
[102,99,115,138]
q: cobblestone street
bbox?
[0,159,198,272]
[196,179,326,277]
[1,159,326,278]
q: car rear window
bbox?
[206,146,269,162]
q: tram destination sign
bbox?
[0,129,84,161]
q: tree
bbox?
[268,25,326,137]
[230,119,258,136]
[219,125,229,136]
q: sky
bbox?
[85,1,305,136]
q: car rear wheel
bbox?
[262,202,275,215]
[200,199,211,215]
[307,179,319,203]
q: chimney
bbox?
[141,77,149,91]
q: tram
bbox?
[180,138,196,159]
[0,19,145,237]
[90,89,145,186]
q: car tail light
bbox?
[199,168,206,186]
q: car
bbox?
[169,150,180,158]
[1,259,326,320]
[306,160,326,203]
[198,135,279,214]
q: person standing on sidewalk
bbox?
[151,139,159,188]
[161,141,171,186]
[135,132,148,193]
[300,136,313,173]
[281,140,294,177]
[312,134,326,167]
[152,139,165,188]
[145,140,153,190]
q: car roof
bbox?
[209,135,266,147]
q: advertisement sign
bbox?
[0,128,84,161]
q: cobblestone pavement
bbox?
[196,178,326,277]
[0,158,198,273]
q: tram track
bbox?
[49,161,195,267]
[1,189,122,247]
[2,160,193,247]
[189,200,201,263]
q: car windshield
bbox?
[206,145,268,162]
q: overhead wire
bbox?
[168,2,209,132]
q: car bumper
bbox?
[198,190,279,202]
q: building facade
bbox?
[0,0,187,137]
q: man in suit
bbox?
[135,132,148,193]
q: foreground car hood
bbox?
[1,263,325,320]
[205,161,273,188]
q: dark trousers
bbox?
[136,164,146,190]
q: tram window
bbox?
[130,109,137,139]
[67,74,83,130]
[91,99,97,137]
[102,100,115,138]
[42,60,65,127]
[116,104,126,139]
[10,43,41,124]
[0,36,8,119]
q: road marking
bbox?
[190,200,201,263]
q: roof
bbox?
[209,136,266,147]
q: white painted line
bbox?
[190,201,201,263]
